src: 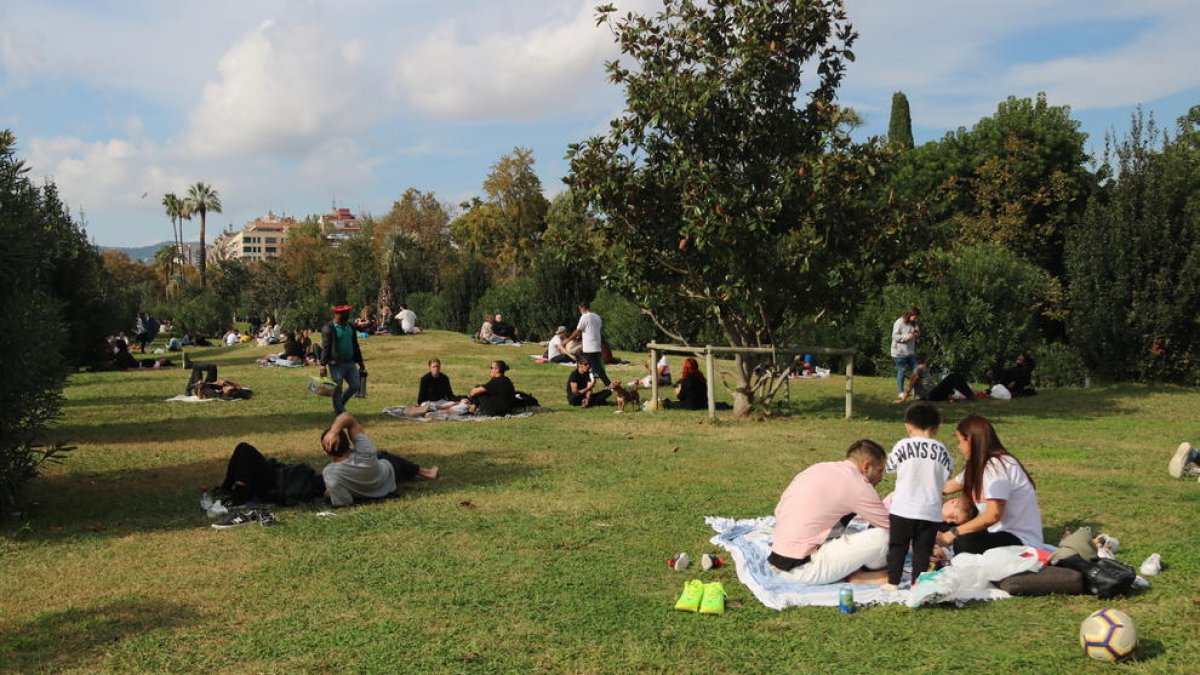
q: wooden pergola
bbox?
[646,342,859,419]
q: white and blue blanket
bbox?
[706,516,1011,610]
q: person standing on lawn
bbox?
[768,440,891,585]
[891,307,920,402]
[320,303,366,416]
[568,300,610,386]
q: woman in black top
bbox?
[674,357,708,410]
[467,360,516,416]
[417,358,458,404]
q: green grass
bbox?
[2,330,1198,673]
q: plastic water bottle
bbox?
[838,586,855,614]
[199,487,214,511]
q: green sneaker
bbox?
[674,579,705,612]
[699,581,726,615]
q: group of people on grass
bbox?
[891,306,1038,403]
[769,404,1043,588]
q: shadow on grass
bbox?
[47,410,340,445]
[0,597,198,673]
[787,385,1140,422]
[8,450,538,543]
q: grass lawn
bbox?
[2,330,1198,673]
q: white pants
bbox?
[780,527,889,586]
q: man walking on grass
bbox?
[568,300,609,386]
[320,303,366,416]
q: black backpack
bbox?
[513,391,540,410]
[1056,554,1136,598]
[269,461,323,504]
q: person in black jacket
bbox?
[319,303,366,415]
[417,358,458,404]
[466,360,516,416]
[987,353,1036,397]
[672,357,708,410]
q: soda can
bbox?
[838,586,855,614]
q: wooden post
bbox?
[649,347,659,410]
[845,357,854,420]
[705,346,716,420]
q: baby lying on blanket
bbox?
[388,399,472,420]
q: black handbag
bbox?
[1055,554,1136,598]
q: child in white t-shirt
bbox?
[885,402,953,587]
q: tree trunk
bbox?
[732,353,754,418]
[198,210,207,288]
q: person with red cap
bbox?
[319,303,366,415]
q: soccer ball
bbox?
[1080,608,1137,662]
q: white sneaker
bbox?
[1169,442,1193,478]
[1094,533,1119,557]
[1139,553,1163,576]
[1132,575,1150,589]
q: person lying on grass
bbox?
[321,413,438,507]
[768,440,891,585]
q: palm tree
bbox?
[153,244,176,291]
[162,192,185,265]
[377,227,418,320]
[185,182,222,287]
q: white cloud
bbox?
[182,18,379,159]
[390,1,652,121]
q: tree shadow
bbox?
[786,384,1139,422]
[8,450,538,543]
[47,409,339,445]
[0,598,198,673]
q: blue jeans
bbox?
[894,355,917,394]
[329,362,361,415]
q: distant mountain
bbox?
[99,242,197,262]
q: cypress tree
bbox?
[889,91,914,150]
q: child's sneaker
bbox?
[212,510,258,529]
[700,554,724,571]
[1094,534,1119,559]
[699,582,726,615]
[1139,553,1163,576]
[667,552,690,571]
[1169,442,1194,478]
[674,579,705,612]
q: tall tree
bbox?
[451,148,548,276]
[376,188,453,294]
[185,182,222,287]
[568,0,889,416]
[888,91,914,150]
[161,192,187,273]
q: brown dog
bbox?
[610,380,641,413]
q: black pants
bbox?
[186,363,218,395]
[581,352,610,385]
[549,354,574,363]
[953,530,1022,555]
[221,442,277,505]
[377,451,420,482]
[925,373,975,401]
[567,389,611,406]
[888,514,940,585]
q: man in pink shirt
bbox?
[769,440,891,585]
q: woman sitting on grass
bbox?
[465,360,516,416]
[937,414,1043,555]
[669,357,708,410]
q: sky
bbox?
[2,0,1198,248]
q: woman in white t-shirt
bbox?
[937,414,1043,554]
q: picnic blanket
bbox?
[706,516,1012,610]
[382,405,537,422]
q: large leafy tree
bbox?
[567,0,890,416]
[185,182,222,287]
[376,188,453,297]
[451,147,548,277]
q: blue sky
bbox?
[2,0,1198,247]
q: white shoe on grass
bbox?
[1169,442,1194,478]
[1139,553,1163,576]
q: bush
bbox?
[592,288,657,352]
[878,244,1051,379]
[174,290,233,338]
[1031,341,1089,388]
[280,293,330,333]
[427,257,492,332]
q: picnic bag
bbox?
[513,390,540,409]
[269,460,323,504]
[1055,554,1136,598]
[308,376,336,397]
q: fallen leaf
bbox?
[671,446,680,453]
[90,523,107,532]
[459,500,477,509]
[465,652,479,661]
